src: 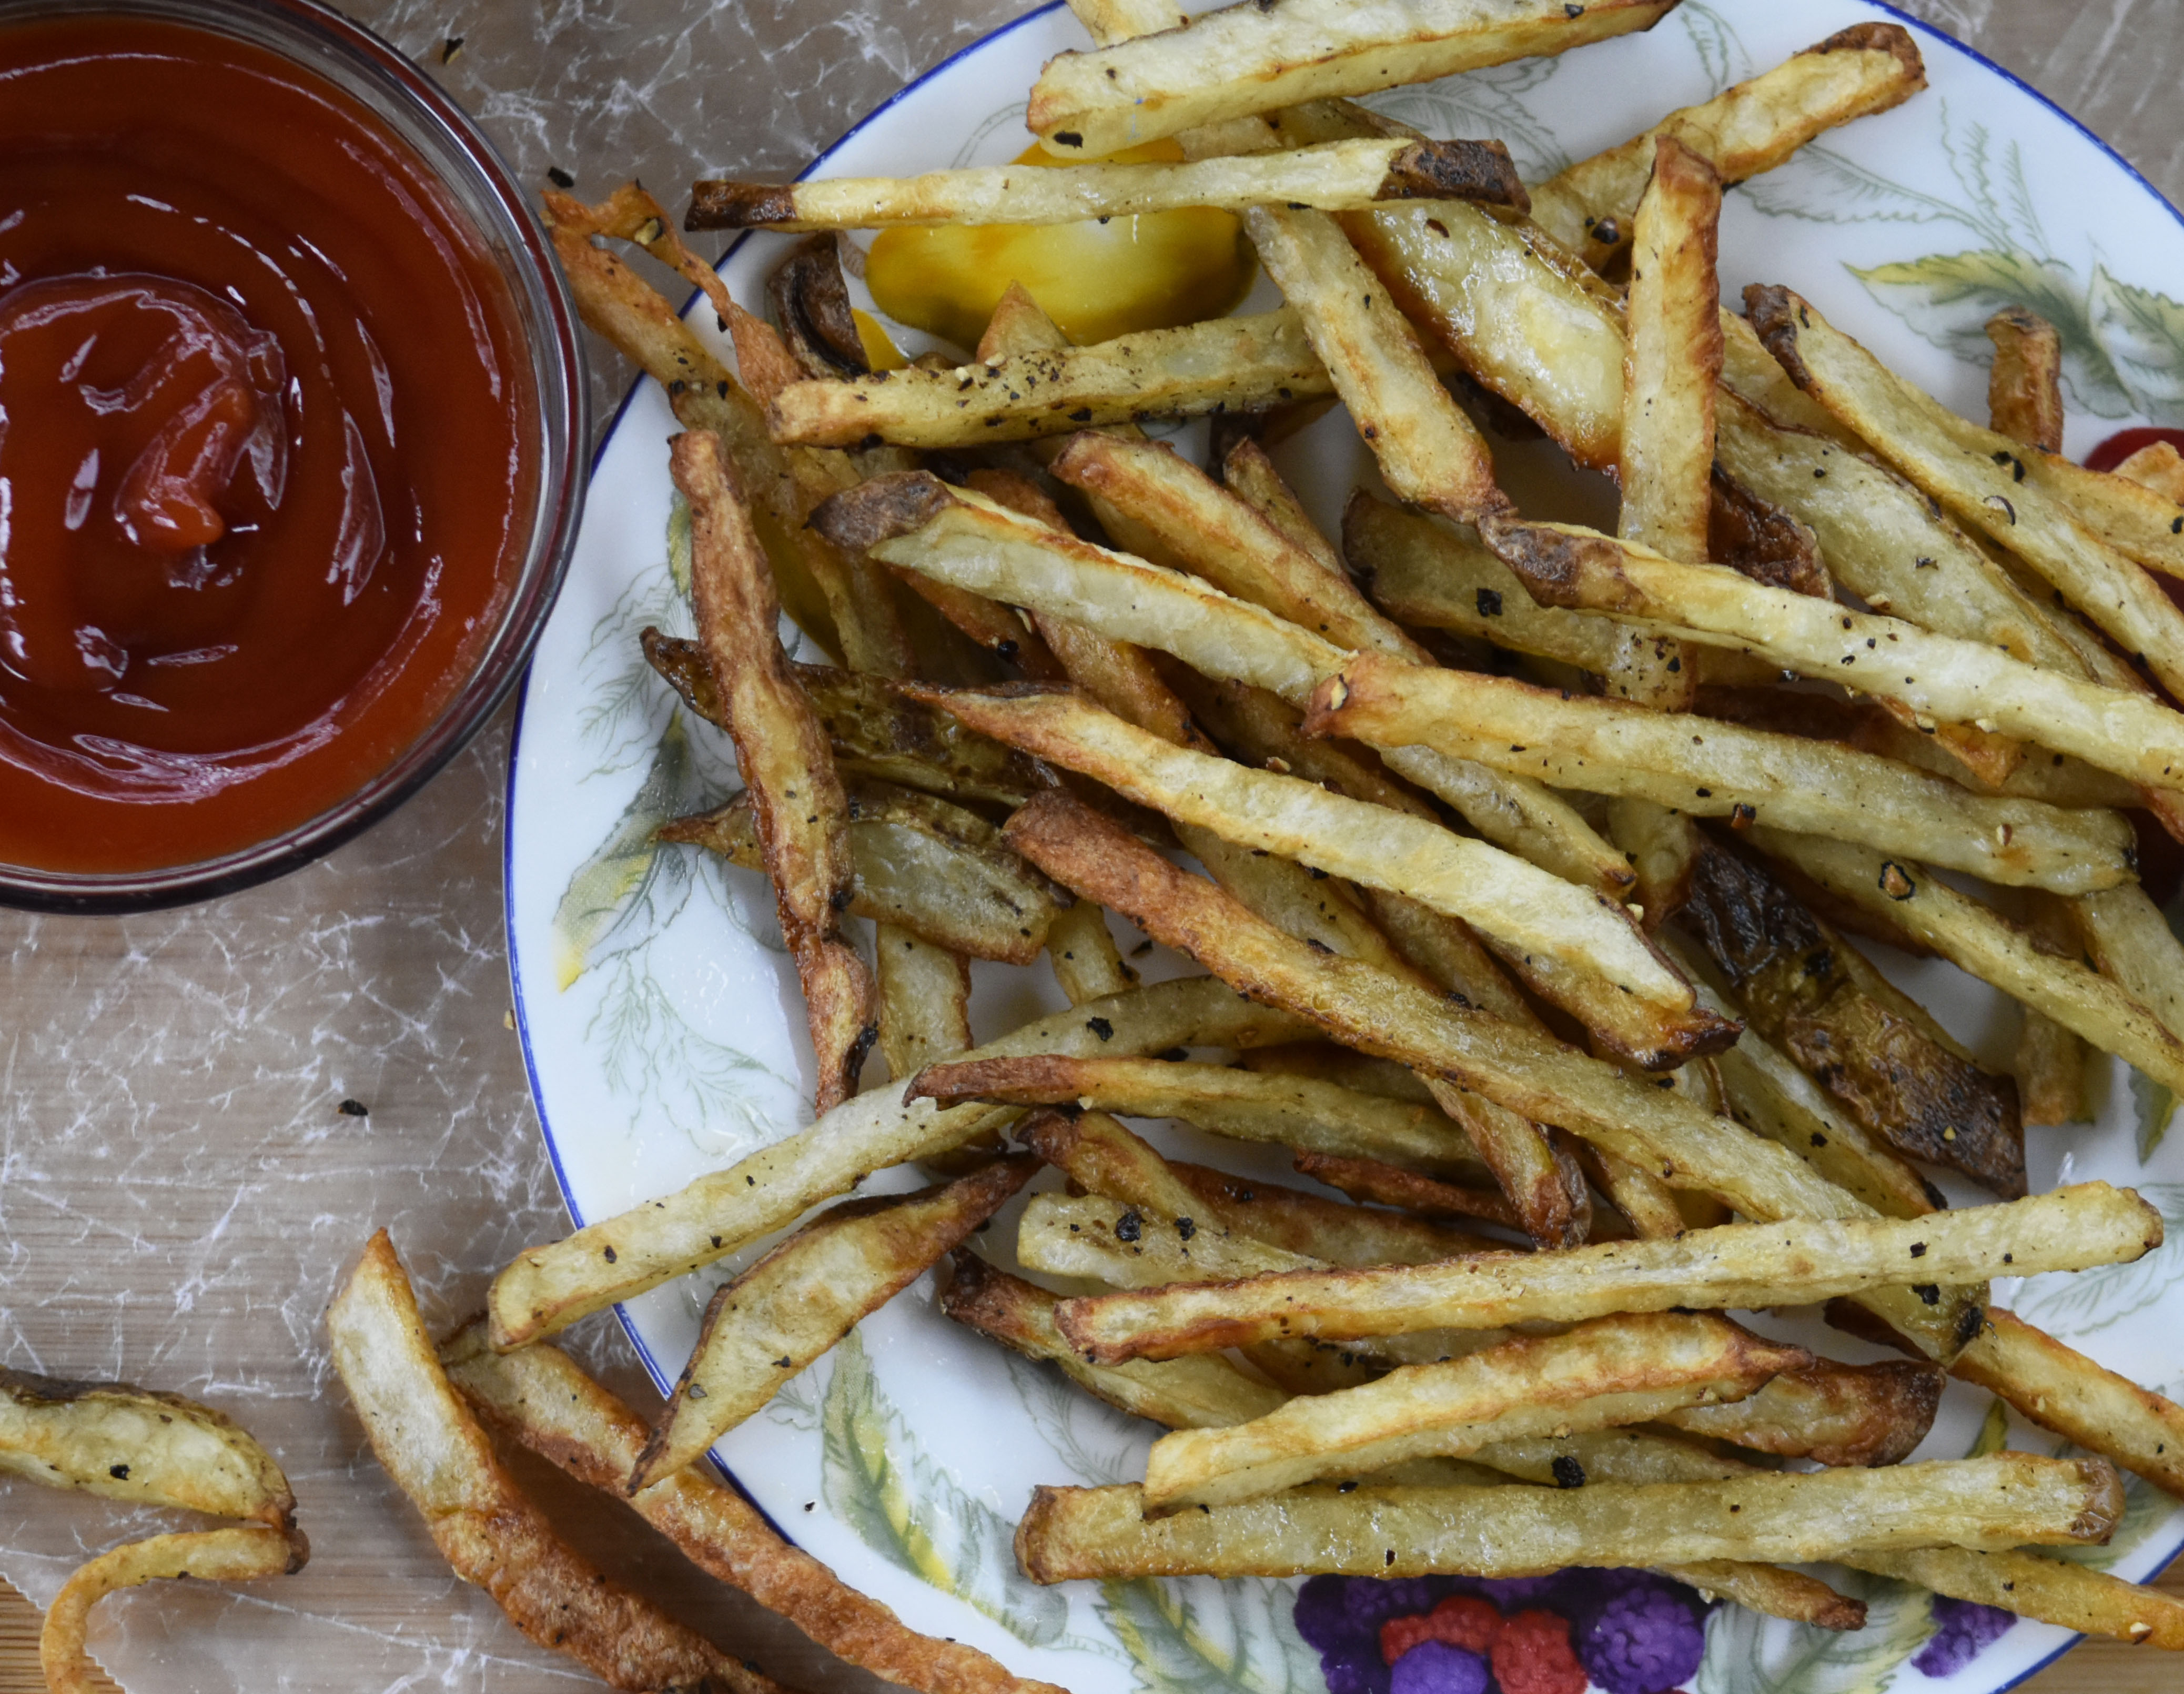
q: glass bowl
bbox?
[0,0,587,913]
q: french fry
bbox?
[441,1322,1067,1694]
[41,1528,302,1694]
[1027,0,1675,158]
[1607,135,1721,710]
[2016,893,2089,1126]
[691,138,1526,231]
[876,926,972,1085]
[1954,1307,2184,1499]
[1987,306,2065,455]
[1672,835,2024,1196]
[1490,514,2184,793]
[328,1232,789,1694]
[1046,900,1138,1004]
[1606,797,1695,934]
[1750,828,2184,1102]
[1528,24,1925,271]
[1051,1182,2153,1363]
[1854,1546,2184,1650]
[813,473,1632,896]
[1658,1356,1943,1467]
[1220,436,1343,573]
[769,309,1333,447]
[1747,285,2184,700]
[1292,1150,1522,1232]
[1303,646,2132,894]
[662,778,1067,966]
[488,975,1311,1348]
[914,1054,1487,1178]
[1140,1314,1808,1509]
[2068,881,2184,1051]
[911,684,1718,1058]
[2114,439,2184,503]
[630,1157,1033,1491]
[939,1252,1288,1430]
[673,431,877,1113]
[1013,1455,2125,1582]
[0,1369,295,1531]
[644,632,1054,809]
[1167,1158,1502,1265]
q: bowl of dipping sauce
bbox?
[0,0,585,911]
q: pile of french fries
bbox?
[329,0,2184,1682]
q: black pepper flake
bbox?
[1565,3,1584,15]
[1476,587,1503,618]
[775,1356,794,1368]
[1053,131,1084,148]
[1694,786,1712,798]
[1551,1455,1586,1488]
[1114,1209,1144,1243]
[1176,1217,1197,1241]
[1386,1550,1397,1567]
[439,35,464,63]
[1069,408,1093,422]
[1909,1242,1928,1258]
[547,166,575,189]
[1915,1283,1941,1305]
[1087,1015,1115,1041]
[687,1382,707,1399]
[337,1098,369,1118]
[603,1245,618,1263]
[110,1464,130,1480]
[2003,1253,2013,1264]
[1337,1480,1358,1493]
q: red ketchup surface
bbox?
[0,15,533,874]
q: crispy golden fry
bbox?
[2015,893,2089,1127]
[814,473,1631,895]
[2069,881,2184,1054]
[1028,0,1674,158]
[876,926,972,1084]
[674,432,877,1113]
[41,1527,302,1694]
[770,310,1332,447]
[1494,515,2184,793]
[488,976,1309,1348]
[1242,1042,1441,1104]
[1748,286,2184,699]
[631,1158,1032,1491]
[1293,1150,1521,1232]
[1045,901,1137,1004]
[1054,1182,2150,1363]
[329,1232,786,1694]
[644,631,1054,809]
[1015,1106,1233,1235]
[915,1052,1489,1179]
[912,684,1715,1058]
[0,1369,294,1530]
[1304,646,2132,894]
[1019,1189,1311,1287]
[1987,306,2065,454]
[692,138,1525,231]
[1242,203,1508,522]
[1954,1308,2184,1498]
[1014,1455,2124,1582]
[1221,437,1344,573]
[1141,1314,1806,1509]
[1529,24,1924,271]
[1855,1545,2184,1650]
[1659,1356,1942,1467]
[662,777,1067,966]
[1168,1158,1502,1265]
[441,1323,1065,1694]
[1605,798,1695,935]
[1608,135,1721,709]
[2114,439,2184,503]
[941,1253,1287,1430]
[1751,828,2184,1101]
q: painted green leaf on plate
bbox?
[2012,1183,2184,1336]
[1099,1577,1321,1694]
[1694,1567,1934,1694]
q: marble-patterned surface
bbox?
[3,2,2183,1690]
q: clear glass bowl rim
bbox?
[0,0,589,914]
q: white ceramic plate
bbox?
[507,5,2184,1689]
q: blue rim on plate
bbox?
[503,3,2184,1683]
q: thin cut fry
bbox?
[1140,1314,1808,1509]
[0,1368,295,1531]
[1490,514,2184,794]
[673,431,876,1112]
[876,926,972,1084]
[1027,0,1675,158]
[1749,828,2184,1101]
[1853,1545,2184,1650]
[1051,1182,2152,1362]
[328,1232,787,1694]
[769,310,1333,447]
[691,138,1526,230]
[631,1158,1032,1491]
[1046,900,1137,1005]
[1304,646,2132,894]
[1658,1356,1943,1467]
[42,1528,301,1694]
[662,777,1068,966]
[488,975,1309,1348]
[2016,893,2089,1127]
[2068,881,2184,1053]
[1609,134,1721,709]
[1013,1456,2124,1582]
[1528,24,1925,270]
[1747,285,2184,700]
[1987,306,2065,454]
[1292,1150,1521,1232]
[441,1322,1067,1694]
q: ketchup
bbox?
[0,14,533,875]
